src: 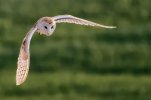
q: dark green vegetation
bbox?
[0,0,151,100]
[1,71,151,100]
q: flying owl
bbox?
[16,15,116,85]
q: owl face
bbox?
[36,17,56,36]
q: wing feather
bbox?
[53,15,116,28]
[16,42,30,85]
[16,27,37,85]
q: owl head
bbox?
[36,17,56,36]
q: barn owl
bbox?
[16,15,116,85]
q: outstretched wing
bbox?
[53,15,116,28]
[16,41,30,85]
[16,27,37,85]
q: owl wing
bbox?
[53,15,116,28]
[16,27,37,85]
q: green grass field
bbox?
[0,0,151,100]
[0,70,151,100]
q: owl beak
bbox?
[48,28,52,34]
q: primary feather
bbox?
[53,15,116,28]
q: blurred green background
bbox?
[0,0,151,100]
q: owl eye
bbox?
[44,26,48,29]
[51,26,54,29]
